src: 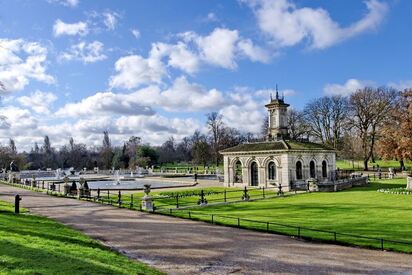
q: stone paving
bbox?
[1,183,412,274]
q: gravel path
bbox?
[1,183,412,274]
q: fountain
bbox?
[114,170,121,185]
[55,168,62,180]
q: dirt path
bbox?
[1,183,412,274]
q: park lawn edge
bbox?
[0,197,164,275]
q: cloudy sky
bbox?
[0,0,411,151]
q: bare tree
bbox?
[304,96,349,149]
[348,87,397,170]
[206,112,224,166]
[287,109,310,140]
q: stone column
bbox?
[407,176,412,190]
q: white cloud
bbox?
[245,0,388,49]
[59,41,107,63]
[103,11,120,30]
[237,38,271,63]
[220,89,265,133]
[323,79,371,96]
[0,39,54,92]
[179,28,271,69]
[131,29,140,39]
[17,91,57,114]
[53,19,88,36]
[205,12,219,22]
[48,0,79,7]
[109,53,166,89]
[56,86,157,117]
[196,28,240,69]
[157,76,224,112]
[150,42,200,74]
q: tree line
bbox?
[1,86,411,171]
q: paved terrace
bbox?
[1,183,412,274]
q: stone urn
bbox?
[63,176,71,196]
[142,184,153,211]
[78,177,85,198]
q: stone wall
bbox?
[317,176,368,192]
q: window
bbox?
[296,161,303,180]
[268,162,276,180]
[322,160,328,178]
[310,161,316,178]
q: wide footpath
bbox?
[1,183,412,274]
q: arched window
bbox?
[268,162,276,180]
[310,161,316,178]
[250,162,258,186]
[296,161,303,180]
[322,160,328,178]
[234,160,242,183]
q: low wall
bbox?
[318,177,368,192]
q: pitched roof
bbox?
[220,140,334,154]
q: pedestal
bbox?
[142,195,153,211]
[407,176,412,190]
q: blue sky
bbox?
[0,0,411,151]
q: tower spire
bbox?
[275,84,279,100]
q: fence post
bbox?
[237,218,240,227]
[176,196,179,208]
[107,190,110,200]
[381,239,384,251]
[118,190,122,207]
[189,211,191,219]
[130,194,134,209]
[97,188,100,200]
[224,190,227,202]
[262,187,265,198]
[211,214,214,224]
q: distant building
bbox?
[220,92,336,191]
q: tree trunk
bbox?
[400,159,405,171]
[363,159,369,171]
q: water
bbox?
[87,179,188,190]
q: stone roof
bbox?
[220,140,334,154]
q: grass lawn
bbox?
[0,200,162,275]
[336,159,412,171]
[164,178,412,253]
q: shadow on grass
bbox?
[0,240,124,275]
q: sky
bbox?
[0,0,411,152]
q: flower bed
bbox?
[377,187,412,195]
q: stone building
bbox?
[220,93,336,191]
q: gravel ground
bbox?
[1,183,412,275]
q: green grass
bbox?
[336,159,412,171]
[0,200,162,275]
[164,178,412,253]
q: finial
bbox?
[275,84,279,100]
